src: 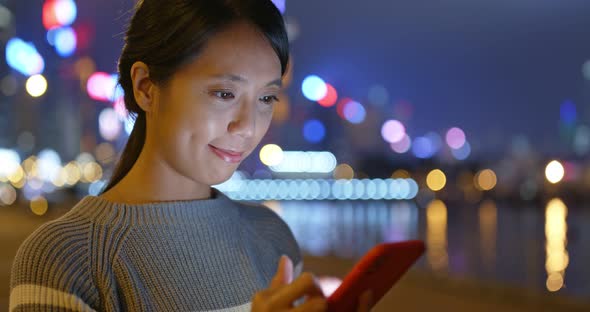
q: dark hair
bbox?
[100,0,289,194]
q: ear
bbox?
[130,61,157,113]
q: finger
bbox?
[269,255,293,290]
[291,297,327,312]
[273,272,325,305]
[356,290,374,312]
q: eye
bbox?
[260,95,280,105]
[212,91,235,100]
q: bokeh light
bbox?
[25,74,48,97]
[7,165,25,187]
[215,177,418,201]
[43,0,77,29]
[30,196,48,216]
[0,183,17,206]
[21,156,37,177]
[545,198,568,292]
[303,119,326,143]
[390,134,412,154]
[64,161,81,185]
[546,273,564,292]
[368,85,389,107]
[99,108,122,141]
[260,144,284,166]
[6,38,45,76]
[87,72,117,102]
[545,160,565,184]
[301,75,327,101]
[475,169,497,191]
[560,100,576,125]
[342,100,366,124]
[269,151,337,173]
[391,169,410,179]
[412,136,435,159]
[43,1,61,30]
[446,127,466,149]
[0,148,21,180]
[46,27,59,46]
[54,26,77,57]
[426,169,447,191]
[381,120,405,143]
[336,97,350,119]
[333,164,354,180]
[82,162,103,183]
[451,141,471,160]
[37,148,62,182]
[317,83,338,107]
[55,0,77,25]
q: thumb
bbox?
[269,255,293,289]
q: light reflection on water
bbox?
[268,198,590,298]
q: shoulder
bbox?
[234,200,302,265]
[10,201,98,309]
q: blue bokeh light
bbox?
[6,38,45,76]
[303,119,326,143]
[412,136,435,159]
[54,27,77,57]
[451,141,471,160]
[302,75,327,101]
[343,100,366,124]
[560,100,577,125]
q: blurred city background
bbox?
[1,0,590,311]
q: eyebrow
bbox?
[210,74,282,87]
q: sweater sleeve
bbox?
[9,219,99,312]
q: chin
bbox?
[204,168,237,186]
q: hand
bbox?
[251,255,327,311]
[356,289,374,312]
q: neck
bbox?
[101,146,212,204]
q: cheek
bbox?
[167,101,230,141]
[254,111,273,140]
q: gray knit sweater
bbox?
[9,188,303,311]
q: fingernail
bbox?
[282,255,293,283]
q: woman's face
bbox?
[147,22,282,186]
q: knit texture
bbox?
[10,188,303,311]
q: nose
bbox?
[227,99,256,138]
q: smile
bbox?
[208,145,245,163]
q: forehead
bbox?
[178,22,282,80]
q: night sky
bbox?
[285,0,590,157]
[11,0,590,158]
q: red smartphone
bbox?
[326,240,425,312]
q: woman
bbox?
[10,0,373,311]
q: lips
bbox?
[208,145,245,163]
